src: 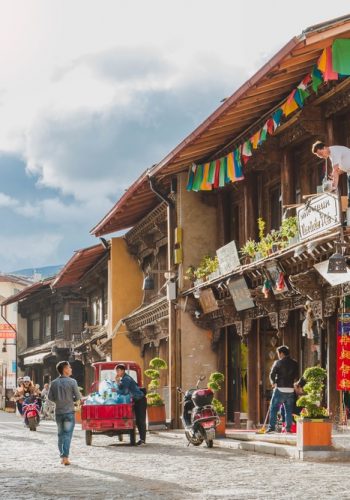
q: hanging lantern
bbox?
[328,252,347,273]
[142,274,155,290]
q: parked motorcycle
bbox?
[22,395,41,431]
[178,376,220,448]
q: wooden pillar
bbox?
[244,173,257,241]
[247,320,259,426]
[326,116,335,145]
[217,191,230,246]
[167,202,179,428]
[327,315,337,417]
[281,150,294,207]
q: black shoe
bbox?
[265,429,275,434]
[137,440,146,446]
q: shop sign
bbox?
[227,277,255,311]
[199,288,219,314]
[216,240,240,275]
[336,313,350,391]
[0,324,16,339]
[297,193,340,241]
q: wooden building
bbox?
[92,17,350,427]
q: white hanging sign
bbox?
[297,193,340,241]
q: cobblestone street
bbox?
[2,412,350,499]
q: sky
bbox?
[0,1,350,272]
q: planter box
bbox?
[147,404,166,429]
[216,415,226,437]
[297,419,332,451]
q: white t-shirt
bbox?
[329,145,350,173]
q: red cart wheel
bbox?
[85,430,92,446]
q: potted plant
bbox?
[295,366,332,451]
[281,216,299,246]
[144,357,168,428]
[207,371,225,436]
[240,239,257,263]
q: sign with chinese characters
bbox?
[0,324,16,339]
[297,193,340,241]
[216,240,240,276]
[227,277,255,311]
[336,314,350,391]
[199,288,219,314]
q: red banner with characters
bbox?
[337,313,350,391]
[0,324,16,339]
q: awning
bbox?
[23,352,51,366]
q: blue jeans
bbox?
[268,389,295,432]
[56,412,75,458]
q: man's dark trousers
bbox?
[134,396,147,442]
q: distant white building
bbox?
[0,274,32,409]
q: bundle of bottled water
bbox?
[85,379,131,405]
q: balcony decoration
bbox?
[186,39,350,193]
[239,216,299,263]
[207,372,226,436]
[144,357,168,428]
[295,366,332,451]
[187,256,219,284]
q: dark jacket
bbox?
[117,373,144,401]
[270,356,299,388]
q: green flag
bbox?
[332,39,350,75]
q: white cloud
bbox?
[0,233,63,270]
[0,192,18,208]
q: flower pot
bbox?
[216,415,226,437]
[147,404,166,429]
[296,419,332,451]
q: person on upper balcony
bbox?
[312,140,350,191]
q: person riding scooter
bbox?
[13,376,40,414]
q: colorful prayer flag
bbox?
[208,161,216,184]
[186,164,195,191]
[311,67,323,93]
[200,163,212,190]
[227,152,235,181]
[282,90,299,116]
[192,164,204,192]
[318,46,338,81]
[272,108,283,129]
[332,39,350,75]
[219,158,226,187]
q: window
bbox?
[44,313,51,338]
[269,185,282,231]
[231,204,241,248]
[29,314,40,344]
[90,296,102,326]
[56,310,64,336]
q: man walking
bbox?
[115,363,147,445]
[48,361,81,465]
[266,345,299,434]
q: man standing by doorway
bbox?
[312,141,350,192]
[266,345,298,434]
[48,361,81,465]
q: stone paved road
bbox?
[2,412,350,499]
